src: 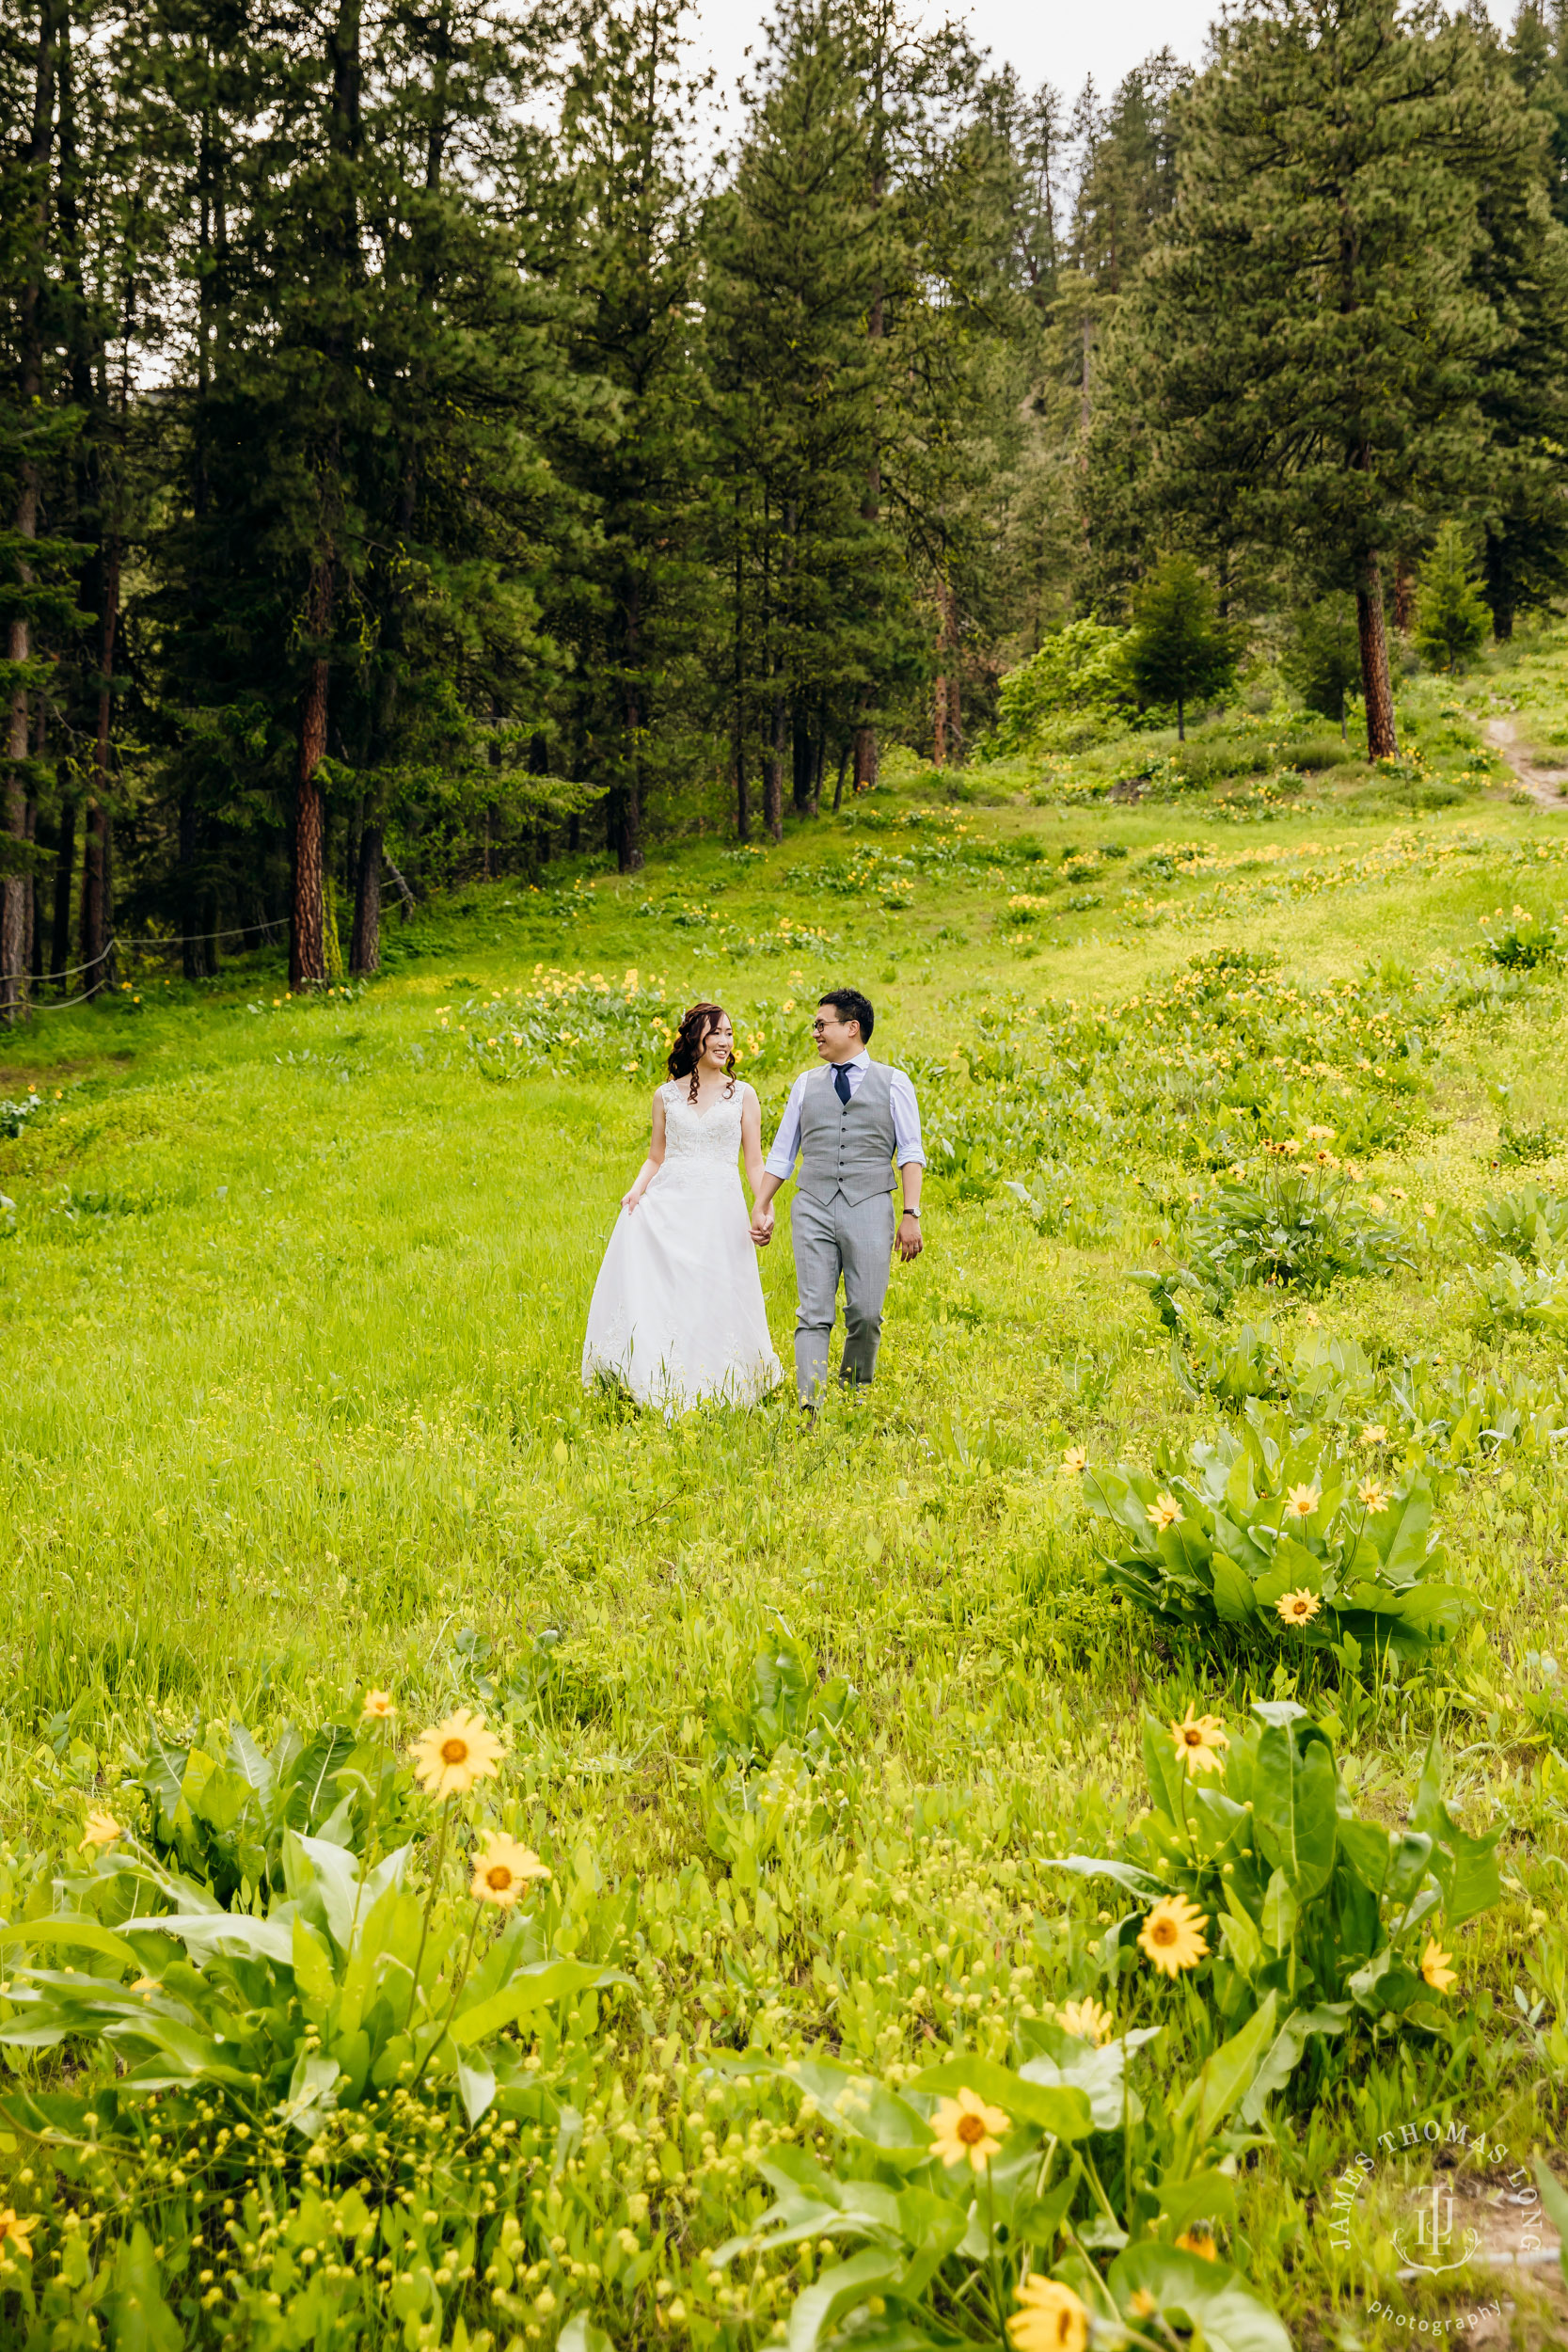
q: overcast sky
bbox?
[685,0,1516,135]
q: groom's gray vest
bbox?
[797,1062,897,1208]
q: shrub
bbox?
[1083,1411,1474,1661]
[980,620,1137,757]
[1468,1254,1568,1338]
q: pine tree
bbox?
[1125,552,1234,738]
[1118,0,1537,756]
[1282,591,1361,737]
[552,0,711,874]
[1415,521,1490,672]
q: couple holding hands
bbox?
[581,988,925,1413]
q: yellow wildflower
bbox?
[0,2213,38,2259]
[1359,1423,1386,1447]
[1057,1997,1115,2045]
[1170,1705,1228,1776]
[411,1708,506,1800]
[1420,1938,1458,1994]
[1008,2276,1088,2352]
[929,2087,1010,2172]
[360,1689,396,1722]
[469,1833,551,1909]
[80,1810,122,1852]
[1138,1894,1210,1978]
[1357,1478,1389,1513]
[1174,2229,1219,2262]
[1148,1492,1183,1533]
[1277,1588,1321,1626]
[1060,1444,1087,1476]
[1283,1484,1321,1519]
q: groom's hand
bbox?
[751,1205,775,1247]
[896,1212,923,1262]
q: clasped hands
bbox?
[749,1203,775,1248]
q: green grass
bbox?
[3,644,1568,2345]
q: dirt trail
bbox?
[1485,714,1568,810]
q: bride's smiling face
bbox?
[699,1014,734,1072]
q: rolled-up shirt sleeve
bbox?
[764,1072,811,1181]
[890,1068,926,1168]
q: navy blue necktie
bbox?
[833,1063,853,1106]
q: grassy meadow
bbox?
[7,641,1568,2346]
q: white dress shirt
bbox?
[764,1049,926,1182]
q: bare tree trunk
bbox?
[291,556,333,985]
[2,0,55,1024]
[350,818,381,973]
[1356,553,1398,760]
[1393,553,1414,637]
[764,691,784,843]
[51,790,73,980]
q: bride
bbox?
[582,1001,783,1408]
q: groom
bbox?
[750,988,924,1405]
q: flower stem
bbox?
[404,1800,451,2037]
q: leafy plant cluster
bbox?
[1172,1317,1568,1482]
[462,976,809,1085]
[1467,1184,1568,1338]
[1064,1702,1499,2047]
[1082,1409,1472,1663]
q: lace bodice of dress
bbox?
[658,1079,748,1180]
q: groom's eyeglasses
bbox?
[811,1019,833,1033]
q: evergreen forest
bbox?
[8,0,1568,998]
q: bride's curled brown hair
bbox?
[668,1002,735,1104]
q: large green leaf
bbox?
[1175,1991,1277,2140]
[1108,2245,1290,2352]
[0,1916,141,1970]
[786,2246,905,2352]
[1253,1716,1337,1898]
[1240,2003,1351,2124]
[449,1959,614,2048]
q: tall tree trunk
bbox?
[51,790,73,979]
[1393,552,1414,637]
[291,556,333,986]
[180,789,212,979]
[832,742,848,813]
[350,818,381,974]
[1484,533,1514,644]
[2,0,55,1023]
[764,690,784,843]
[1356,553,1398,759]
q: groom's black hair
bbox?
[819,987,874,1043]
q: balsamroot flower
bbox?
[80,1811,123,1852]
[929,2086,1010,2172]
[1057,1997,1115,2045]
[1175,2228,1219,2261]
[1008,2276,1088,2352]
[1283,1484,1321,1520]
[1138,1894,1210,1978]
[1060,1445,1087,1476]
[1170,1705,1228,1776]
[1276,1588,1322,1627]
[360,1689,396,1722]
[1357,1478,1390,1513]
[1148,1492,1183,1533]
[412,1708,506,1800]
[470,1834,551,1909]
[1420,1938,1458,1994]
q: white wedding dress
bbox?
[582,1080,783,1409]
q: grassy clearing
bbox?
[3,647,1568,2346]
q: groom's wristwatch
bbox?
[901,1208,920,1219]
